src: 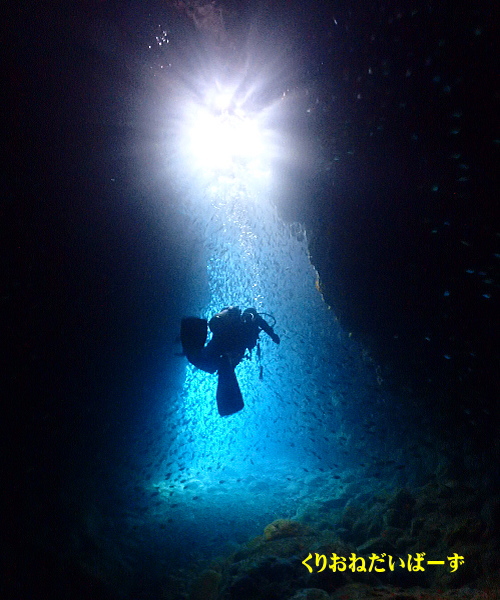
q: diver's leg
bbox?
[180,317,208,354]
[186,350,219,374]
[181,318,220,373]
[185,339,223,374]
[226,351,244,369]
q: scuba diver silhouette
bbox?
[180,307,280,416]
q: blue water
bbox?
[118,128,398,575]
[8,3,498,598]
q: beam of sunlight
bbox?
[133,42,382,565]
[157,72,355,497]
[186,100,265,174]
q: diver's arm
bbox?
[257,316,280,344]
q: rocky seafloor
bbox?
[152,466,500,600]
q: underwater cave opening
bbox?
[115,62,429,586]
[119,146,410,577]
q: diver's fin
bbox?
[216,358,244,417]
